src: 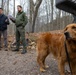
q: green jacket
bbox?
[15,11,28,27]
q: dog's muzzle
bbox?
[64,32,71,39]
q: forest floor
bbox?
[0,30,70,75]
[0,49,59,75]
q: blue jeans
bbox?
[0,30,8,48]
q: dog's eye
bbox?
[65,28,67,31]
[72,26,76,30]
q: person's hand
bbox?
[10,18,12,20]
[10,18,16,23]
[5,19,8,22]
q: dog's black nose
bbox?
[64,32,69,36]
[64,32,70,39]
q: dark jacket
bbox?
[0,14,9,31]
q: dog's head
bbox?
[64,24,76,40]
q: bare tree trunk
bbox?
[29,0,34,32]
[7,0,9,15]
[13,0,15,35]
[1,0,4,9]
[51,0,53,22]
[45,0,49,31]
[32,0,42,33]
[13,0,15,17]
[50,0,54,30]
[1,0,3,8]
[45,0,48,24]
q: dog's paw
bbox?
[40,68,46,72]
[45,65,49,69]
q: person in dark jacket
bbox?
[10,5,28,54]
[0,8,9,51]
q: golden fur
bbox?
[37,24,76,75]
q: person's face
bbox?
[17,6,22,12]
[0,9,3,14]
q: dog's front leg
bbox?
[58,58,65,75]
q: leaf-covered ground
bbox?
[0,49,59,75]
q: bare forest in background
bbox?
[0,0,74,35]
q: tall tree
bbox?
[32,0,43,32]
[29,0,34,32]
[13,0,15,17]
[1,0,4,9]
[7,0,9,15]
[51,0,53,21]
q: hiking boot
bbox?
[12,48,19,51]
[0,46,2,50]
[21,50,27,54]
[5,47,8,51]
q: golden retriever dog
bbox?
[37,24,76,75]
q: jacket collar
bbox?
[17,11,23,14]
[0,14,4,18]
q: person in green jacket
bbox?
[10,5,28,54]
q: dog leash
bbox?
[64,40,72,75]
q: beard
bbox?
[18,10,22,12]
